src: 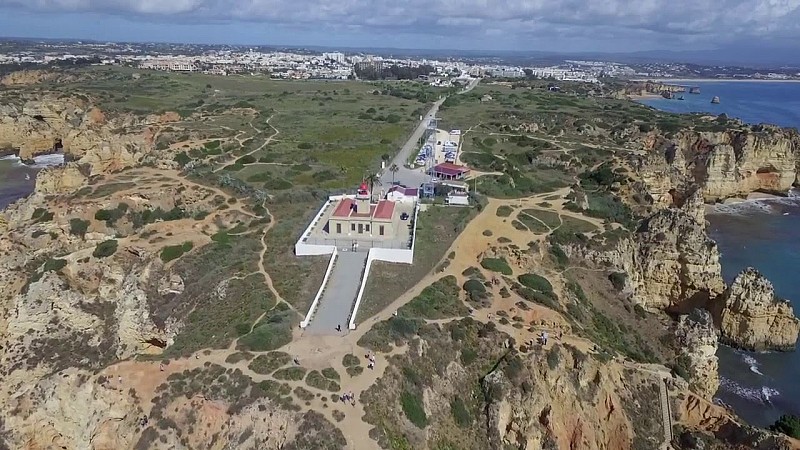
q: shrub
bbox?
[546,346,561,370]
[31,208,54,223]
[496,205,513,217]
[398,276,468,320]
[517,273,553,293]
[342,354,360,367]
[450,397,472,428]
[92,239,118,258]
[480,257,513,276]
[43,258,67,273]
[549,245,569,267]
[770,415,800,439]
[401,391,428,428]
[609,272,627,291]
[297,142,313,149]
[248,352,291,375]
[274,367,307,381]
[69,218,90,238]
[321,368,340,380]
[173,152,191,166]
[160,241,194,263]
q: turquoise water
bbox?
[643,81,800,427]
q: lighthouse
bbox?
[354,181,370,214]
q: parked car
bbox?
[400,212,410,220]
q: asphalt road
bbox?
[380,77,481,190]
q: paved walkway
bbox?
[305,250,369,335]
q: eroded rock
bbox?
[718,268,800,351]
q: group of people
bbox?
[366,352,377,370]
[340,391,356,406]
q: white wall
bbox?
[348,203,420,329]
[300,249,338,328]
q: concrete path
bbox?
[305,250,369,335]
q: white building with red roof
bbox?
[327,181,398,238]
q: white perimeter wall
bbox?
[300,248,338,328]
[348,203,420,330]
[295,198,421,331]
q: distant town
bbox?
[1,38,799,83]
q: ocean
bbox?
[0,154,65,209]
[642,81,800,427]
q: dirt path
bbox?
[213,114,278,173]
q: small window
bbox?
[351,223,356,231]
[365,224,370,232]
[336,223,341,234]
[379,225,385,236]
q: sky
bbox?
[1,0,800,54]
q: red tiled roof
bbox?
[432,163,470,176]
[332,198,354,218]
[373,200,395,220]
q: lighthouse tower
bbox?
[354,181,371,214]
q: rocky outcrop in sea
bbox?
[716,267,800,351]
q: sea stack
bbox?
[711,96,721,104]
[718,267,800,351]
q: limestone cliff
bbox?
[0,96,158,179]
[716,268,800,351]
[675,309,720,398]
[563,190,724,313]
[637,127,800,202]
[35,162,89,195]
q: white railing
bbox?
[300,248,338,328]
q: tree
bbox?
[364,173,381,201]
[770,415,800,439]
[389,163,400,184]
[381,153,390,162]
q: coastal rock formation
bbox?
[563,192,724,313]
[717,268,800,351]
[35,162,89,195]
[675,309,720,399]
[637,127,800,202]
[0,96,154,172]
[631,201,724,312]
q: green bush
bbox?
[450,397,472,428]
[160,241,194,263]
[248,352,291,375]
[43,258,67,273]
[398,276,468,320]
[92,239,118,258]
[342,354,360,367]
[770,415,800,439]
[306,370,340,392]
[274,367,307,381]
[237,306,294,352]
[609,272,627,291]
[173,152,191,166]
[321,367,340,380]
[550,245,569,267]
[480,257,513,275]
[31,208,54,223]
[297,142,313,149]
[69,218,90,238]
[401,391,428,428]
[517,273,553,293]
[94,203,128,225]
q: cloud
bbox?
[2,0,800,49]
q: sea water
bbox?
[0,153,64,209]
[642,81,800,427]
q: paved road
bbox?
[380,77,481,190]
[305,250,369,335]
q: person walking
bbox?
[336,324,342,332]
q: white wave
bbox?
[30,153,65,168]
[740,353,764,376]
[719,377,780,404]
[762,386,780,403]
[1,153,65,168]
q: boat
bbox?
[711,96,720,104]
[677,95,685,101]
[24,173,30,181]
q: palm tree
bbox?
[364,173,381,201]
[389,163,399,185]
